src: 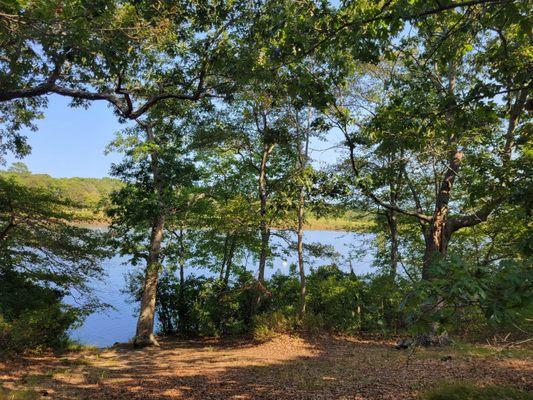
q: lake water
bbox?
[69,230,374,347]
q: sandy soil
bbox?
[1,335,531,399]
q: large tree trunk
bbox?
[416,150,462,342]
[421,65,459,282]
[134,213,165,347]
[133,123,165,347]
[422,150,463,279]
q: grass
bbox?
[274,210,375,232]
[19,373,54,387]
[413,340,533,361]
[451,341,533,359]
[84,368,108,385]
[0,388,40,400]
[422,383,533,400]
[59,357,91,367]
[304,211,375,232]
[65,341,99,353]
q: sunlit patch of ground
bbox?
[0,335,531,399]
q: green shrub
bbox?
[252,311,293,341]
[1,306,78,354]
[0,270,81,354]
[423,383,533,400]
[301,313,325,335]
[11,306,77,351]
[132,268,258,337]
[306,265,362,332]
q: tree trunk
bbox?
[219,234,229,280]
[416,149,463,343]
[297,185,306,319]
[254,143,274,312]
[133,123,165,347]
[223,238,236,287]
[177,228,186,334]
[384,211,399,330]
[256,224,270,302]
[295,107,309,319]
[134,213,165,347]
[422,150,463,279]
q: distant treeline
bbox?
[1,165,371,230]
[1,164,121,221]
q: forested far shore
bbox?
[1,166,374,231]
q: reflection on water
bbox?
[69,231,374,347]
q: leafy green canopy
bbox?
[0,176,110,310]
[0,0,261,157]
[0,175,111,352]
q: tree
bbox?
[322,62,409,330]
[0,175,109,351]
[0,175,108,299]
[293,107,312,318]
[213,88,298,313]
[0,0,260,157]
[7,162,29,174]
[106,106,204,346]
[286,105,327,319]
[333,4,531,338]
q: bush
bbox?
[301,313,325,335]
[141,268,257,337]
[0,271,81,354]
[0,309,77,354]
[9,306,77,352]
[306,265,362,332]
[0,305,78,354]
[423,383,533,400]
[252,311,293,341]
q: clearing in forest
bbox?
[1,335,531,400]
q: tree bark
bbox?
[133,123,165,347]
[384,210,399,330]
[421,150,463,279]
[134,213,165,347]
[297,185,306,318]
[223,238,236,287]
[254,143,274,311]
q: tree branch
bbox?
[0,58,64,101]
[448,196,503,232]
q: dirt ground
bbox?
[1,335,531,400]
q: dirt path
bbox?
[1,335,531,399]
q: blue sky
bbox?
[4,95,343,178]
[4,95,126,178]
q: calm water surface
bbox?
[69,230,374,347]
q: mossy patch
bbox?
[422,383,533,400]
[0,387,40,400]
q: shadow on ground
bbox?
[1,335,531,400]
